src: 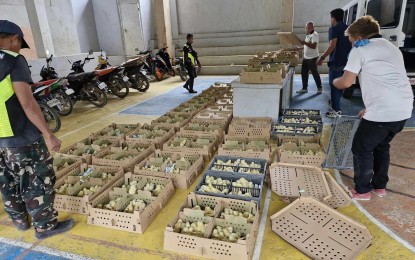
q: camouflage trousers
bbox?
[0,138,58,230]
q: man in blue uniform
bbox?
[183,34,201,94]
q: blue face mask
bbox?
[354,39,369,48]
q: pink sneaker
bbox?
[372,189,387,197]
[350,188,371,201]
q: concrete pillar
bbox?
[44,0,81,56]
[24,0,55,58]
[280,0,295,47]
[118,0,145,56]
[154,0,174,57]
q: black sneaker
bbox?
[317,88,323,94]
[189,90,197,94]
[296,89,308,94]
[183,85,189,90]
[35,218,75,240]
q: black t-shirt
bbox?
[0,50,41,147]
[11,56,34,84]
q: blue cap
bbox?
[0,20,30,49]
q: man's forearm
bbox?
[304,42,317,49]
[320,45,335,60]
[333,71,357,89]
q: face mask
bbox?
[354,39,369,48]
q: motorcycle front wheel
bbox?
[83,84,108,107]
[179,67,189,81]
[39,102,61,133]
[130,74,150,92]
[51,90,73,116]
[107,78,129,98]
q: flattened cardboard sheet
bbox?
[270,197,373,260]
[269,163,332,201]
[323,172,352,209]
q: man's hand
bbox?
[44,133,61,152]
[357,108,366,118]
[317,59,323,66]
[198,62,202,68]
[300,40,305,45]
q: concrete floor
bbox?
[0,75,414,259]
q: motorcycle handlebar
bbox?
[46,54,53,62]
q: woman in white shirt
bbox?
[333,16,414,201]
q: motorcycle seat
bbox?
[95,67,114,77]
[31,79,57,88]
[66,72,94,81]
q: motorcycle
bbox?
[81,51,129,98]
[118,55,150,92]
[31,59,74,116]
[67,53,108,107]
[33,78,74,116]
[140,49,173,81]
[156,47,175,76]
[39,54,58,80]
[172,52,188,81]
[31,79,63,133]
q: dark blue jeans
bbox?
[351,119,406,193]
[329,66,344,111]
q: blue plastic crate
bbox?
[282,108,321,116]
[195,171,264,207]
[194,171,232,198]
[206,155,267,179]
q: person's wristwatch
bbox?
[319,56,325,61]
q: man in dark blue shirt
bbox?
[318,8,352,118]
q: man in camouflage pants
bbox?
[0,20,74,239]
[0,140,58,231]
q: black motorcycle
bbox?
[67,54,108,107]
[140,49,173,81]
[70,51,129,98]
[119,55,150,92]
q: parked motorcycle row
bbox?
[31,48,199,133]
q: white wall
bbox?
[92,0,125,56]
[176,0,281,34]
[71,0,100,52]
[45,0,81,56]
[294,0,351,27]
[140,0,155,49]
[0,0,30,27]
